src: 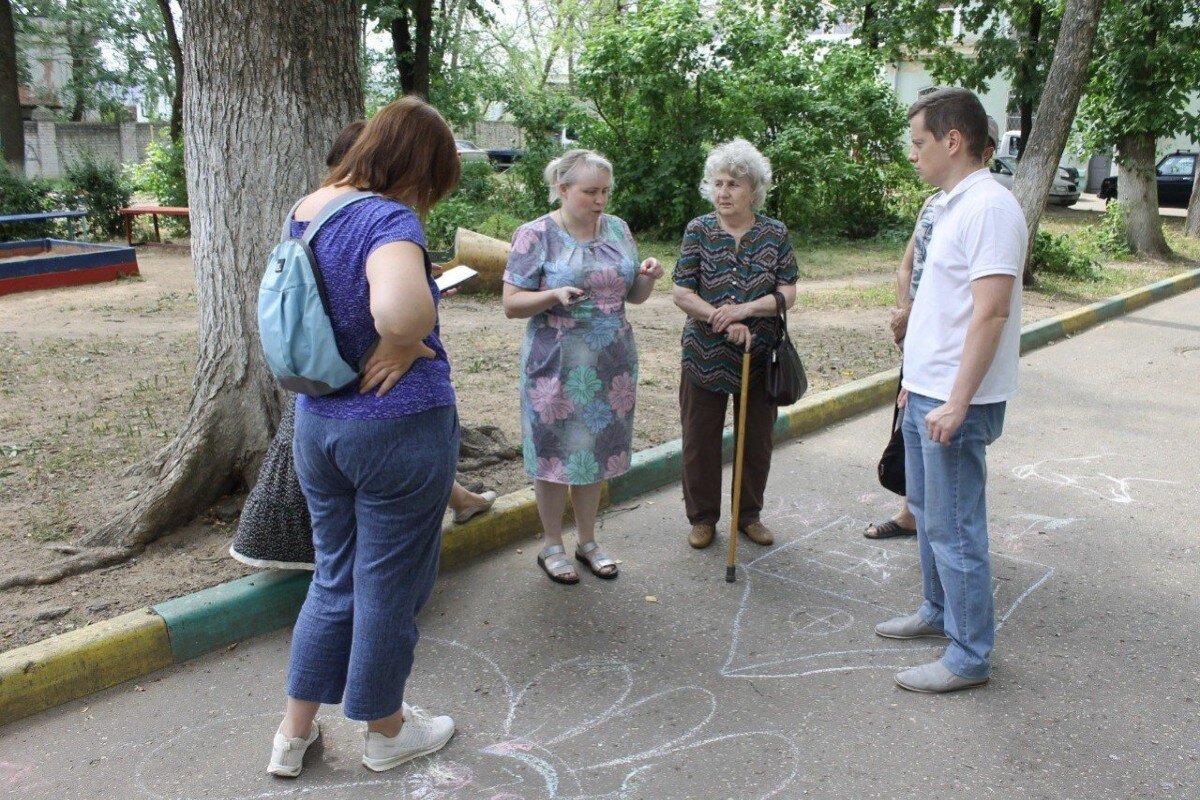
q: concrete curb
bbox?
[3,266,1197,727]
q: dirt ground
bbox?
[0,229,1157,650]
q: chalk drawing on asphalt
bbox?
[720,515,1055,680]
[995,514,1077,553]
[132,638,799,800]
[1012,455,1178,504]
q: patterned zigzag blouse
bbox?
[673,213,799,394]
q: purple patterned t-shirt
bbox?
[293,196,455,420]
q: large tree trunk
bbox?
[1117,133,1172,259]
[1185,160,1200,238]
[412,0,432,98]
[0,0,22,174]
[1014,1,1043,159]
[1,0,363,589]
[154,0,185,143]
[1011,0,1104,281]
[391,9,411,93]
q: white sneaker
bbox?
[362,703,455,772]
[267,721,320,777]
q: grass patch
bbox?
[799,282,895,310]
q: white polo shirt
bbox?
[902,168,1026,405]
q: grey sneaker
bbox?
[362,703,455,772]
[895,660,989,693]
[874,613,949,640]
[267,721,320,777]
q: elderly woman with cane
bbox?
[672,138,798,552]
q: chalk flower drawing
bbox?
[133,639,798,800]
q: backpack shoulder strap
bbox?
[300,190,378,245]
[279,198,305,243]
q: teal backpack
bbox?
[257,190,377,396]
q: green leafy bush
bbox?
[1080,200,1131,258]
[1031,230,1100,280]
[456,160,497,207]
[128,133,188,208]
[0,165,56,242]
[425,196,475,252]
[62,153,132,240]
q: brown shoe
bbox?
[739,521,774,546]
[688,524,716,549]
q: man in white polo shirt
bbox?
[874,87,1026,693]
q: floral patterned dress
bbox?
[503,214,640,485]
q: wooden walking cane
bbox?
[726,345,753,583]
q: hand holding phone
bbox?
[434,265,479,295]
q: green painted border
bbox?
[3,266,1198,728]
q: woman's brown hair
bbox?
[325,120,366,169]
[325,96,460,215]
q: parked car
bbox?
[455,139,489,164]
[486,147,526,171]
[989,156,1080,206]
[998,130,1080,184]
[1098,151,1197,208]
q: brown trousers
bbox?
[679,375,778,527]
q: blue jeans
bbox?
[902,392,1005,680]
[287,404,458,721]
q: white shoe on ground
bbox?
[362,703,455,772]
[267,721,320,777]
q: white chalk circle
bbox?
[787,607,854,636]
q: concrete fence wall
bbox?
[22,121,166,180]
[19,119,521,180]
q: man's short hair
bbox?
[908,88,989,161]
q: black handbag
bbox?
[877,376,907,496]
[765,291,807,405]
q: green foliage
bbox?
[0,164,56,242]
[425,196,475,253]
[1080,200,1132,258]
[62,153,132,240]
[570,2,911,238]
[474,211,522,242]
[128,133,188,208]
[1030,230,1100,281]
[576,0,717,234]
[501,86,583,221]
[1079,0,1200,156]
[455,160,497,207]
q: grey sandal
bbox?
[575,541,618,579]
[537,544,579,585]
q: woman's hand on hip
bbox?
[709,302,750,333]
[638,257,663,280]
[360,339,437,397]
[724,322,752,351]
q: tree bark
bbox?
[67,18,88,121]
[1014,1,1042,159]
[0,0,23,174]
[2,0,364,588]
[413,0,432,98]
[1186,160,1200,238]
[391,7,414,93]
[1011,0,1104,279]
[1117,133,1172,259]
[154,0,185,143]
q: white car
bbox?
[989,156,1080,207]
[455,139,489,164]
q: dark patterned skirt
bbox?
[229,399,315,570]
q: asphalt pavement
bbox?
[2,291,1198,800]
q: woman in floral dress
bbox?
[502,150,663,584]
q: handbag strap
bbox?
[773,290,791,345]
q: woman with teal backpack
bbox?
[265,97,462,779]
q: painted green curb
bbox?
[153,570,313,663]
[4,266,1198,728]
